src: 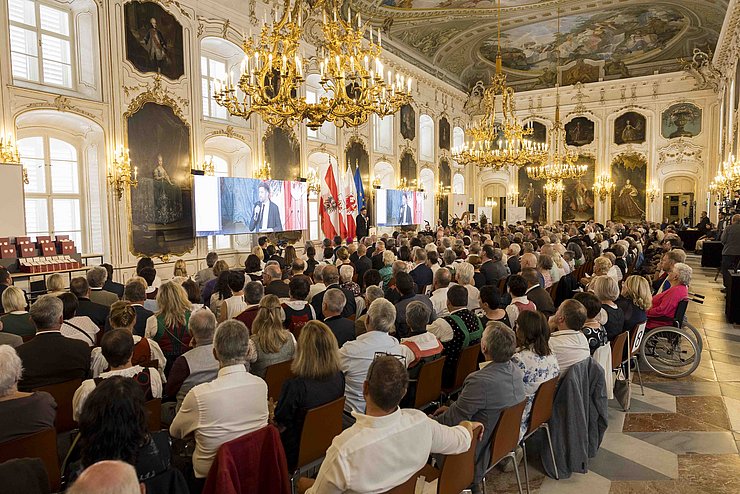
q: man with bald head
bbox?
[67,460,143,494]
[263,263,290,298]
[311,264,357,319]
[520,252,545,287]
[721,214,740,293]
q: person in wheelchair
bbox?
[646,263,692,330]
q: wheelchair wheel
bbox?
[639,326,701,378]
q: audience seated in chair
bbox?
[304,355,480,494]
[547,299,591,375]
[86,266,119,307]
[282,276,316,336]
[0,345,56,444]
[250,295,296,378]
[0,286,35,337]
[194,252,219,292]
[66,460,144,494]
[590,275,625,341]
[144,282,193,375]
[58,293,99,347]
[394,272,436,339]
[521,268,556,318]
[432,323,526,493]
[69,277,109,330]
[647,262,692,329]
[118,277,155,338]
[235,281,265,330]
[321,288,356,348]
[311,265,357,320]
[16,295,91,391]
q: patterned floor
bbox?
[485,255,740,494]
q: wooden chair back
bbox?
[33,378,83,433]
[0,428,60,491]
[145,398,162,431]
[414,357,446,409]
[444,343,481,394]
[264,359,294,402]
[296,397,345,469]
[497,277,509,295]
[489,400,527,468]
[437,425,481,494]
[381,474,418,494]
[610,332,629,370]
[525,377,559,437]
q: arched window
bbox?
[305,74,336,144]
[373,115,394,154]
[453,172,465,194]
[419,114,434,162]
[453,126,465,150]
[8,0,100,98]
[419,168,434,227]
[200,37,244,122]
[373,161,395,189]
[18,136,83,248]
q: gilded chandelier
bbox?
[451,0,548,169]
[213,0,412,129]
[0,135,21,164]
[709,155,740,197]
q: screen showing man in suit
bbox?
[194,176,307,236]
[375,189,424,227]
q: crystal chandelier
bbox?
[108,147,138,200]
[213,0,412,130]
[451,0,548,169]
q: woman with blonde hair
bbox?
[92,301,166,380]
[250,294,295,377]
[45,273,66,296]
[251,245,266,268]
[145,282,192,374]
[274,320,343,469]
[0,286,34,337]
[617,275,653,333]
[590,275,625,341]
[171,259,188,285]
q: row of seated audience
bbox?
[0,220,696,493]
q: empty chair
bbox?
[32,378,82,433]
[290,397,345,494]
[264,359,295,403]
[520,377,559,493]
[482,400,527,494]
[0,428,60,492]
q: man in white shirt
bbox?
[340,298,413,413]
[73,329,162,421]
[170,319,268,479]
[548,299,591,374]
[429,267,452,317]
[304,355,480,494]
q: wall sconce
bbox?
[107,147,138,200]
[255,161,272,180]
[484,196,494,207]
[507,190,519,204]
[306,168,320,196]
[198,158,215,176]
[646,183,660,203]
[372,177,381,189]
[435,180,451,201]
[0,135,21,164]
[592,173,615,201]
[543,180,564,201]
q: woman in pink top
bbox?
[646,262,691,329]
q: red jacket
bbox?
[646,284,688,329]
[202,425,291,494]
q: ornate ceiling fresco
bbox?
[350,0,729,91]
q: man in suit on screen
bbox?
[250,182,283,232]
[398,192,414,225]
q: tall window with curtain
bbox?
[18,136,84,249]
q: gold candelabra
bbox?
[199,158,215,176]
[592,174,616,201]
[306,168,320,195]
[543,179,564,200]
[709,156,740,198]
[107,147,138,200]
[435,180,451,201]
[255,161,272,180]
[213,0,412,130]
[398,177,418,191]
[0,135,21,164]
[451,0,548,169]
[507,190,519,204]
[646,183,660,203]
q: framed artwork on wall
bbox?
[124,1,185,80]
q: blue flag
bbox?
[354,165,365,211]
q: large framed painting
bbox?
[124,1,184,80]
[264,126,300,180]
[400,150,417,183]
[611,152,647,222]
[565,117,595,146]
[614,111,646,145]
[439,117,451,150]
[563,156,595,222]
[400,104,416,141]
[518,167,546,224]
[661,103,702,139]
[126,101,193,257]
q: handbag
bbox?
[613,366,631,411]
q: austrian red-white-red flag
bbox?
[319,159,340,239]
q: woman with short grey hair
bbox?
[0,345,56,443]
[647,262,692,330]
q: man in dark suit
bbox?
[107,278,154,337]
[409,249,433,294]
[397,192,413,225]
[263,264,290,298]
[480,246,509,286]
[356,207,370,240]
[321,288,356,347]
[521,268,556,317]
[311,265,356,319]
[266,244,285,269]
[371,240,386,270]
[507,244,522,275]
[101,263,125,299]
[432,323,525,487]
[354,244,373,290]
[70,277,110,329]
[250,182,283,232]
[16,295,91,390]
